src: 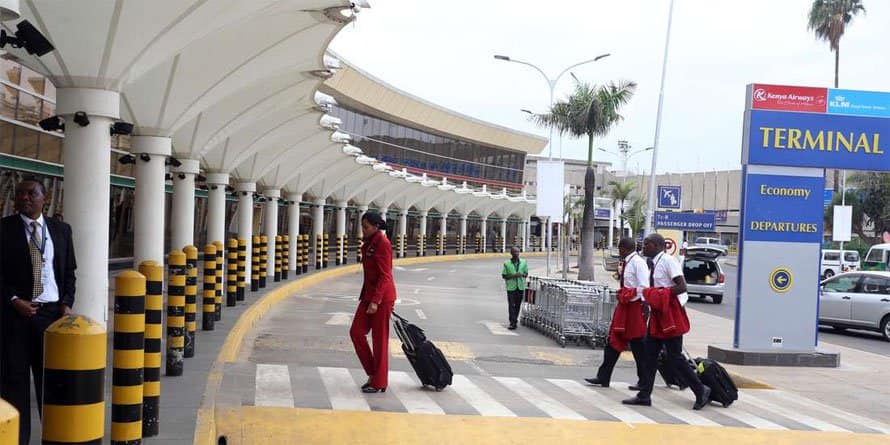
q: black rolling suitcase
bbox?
[392,312,453,391]
[694,357,738,407]
[657,349,692,390]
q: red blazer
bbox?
[360,230,397,305]
[609,287,647,351]
[643,287,690,339]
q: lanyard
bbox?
[27,219,47,256]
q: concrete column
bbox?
[336,200,347,264]
[236,182,256,286]
[439,213,447,254]
[357,204,369,240]
[312,198,325,264]
[480,218,488,253]
[419,210,428,256]
[171,159,201,250]
[206,173,229,248]
[398,210,408,258]
[460,214,468,254]
[500,218,508,253]
[263,189,280,279]
[132,136,171,267]
[608,200,615,248]
[525,217,532,251]
[287,193,302,273]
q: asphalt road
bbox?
[688,261,890,357]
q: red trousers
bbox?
[350,299,394,388]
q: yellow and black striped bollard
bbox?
[251,235,260,292]
[259,235,268,288]
[112,270,145,445]
[203,244,217,331]
[227,239,238,306]
[323,233,329,268]
[315,234,323,270]
[274,235,282,282]
[213,240,224,321]
[237,238,247,300]
[184,245,198,357]
[42,314,106,445]
[139,260,163,436]
[416,233,422,257]
[166,251,186,377]
[1,398,18,445]
[358,237,363,263]
[302,234,310,273]
[295,235,303,276]
[282,235,290,279]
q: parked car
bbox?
[819,271,890,341]
[683,246,725,304]
[863,243,890,271]
[693,237,728,255]
[821,249,861,279]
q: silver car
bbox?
[819,271,890,341]
[683,246,726,304]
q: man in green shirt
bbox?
[501,246,528,330]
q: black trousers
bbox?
[507,290,523,326]
[637,334,705,400]
[1,303,63,445]
[596,338,646,385]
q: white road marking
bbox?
[741,391,850,432]
[415,309,427,320]
[325,312,353,326]
[389,372,445,415]
[494,377,585,420]
[413,288,419,295]
[479,320,518,336]
[394,266,407,271]
[450,375,515,417]
[411,268,429,272]
[611,382,720,427]
[762,389,890,434]
[427,276,436,281]
[547,379,655,425]
[318,367,370,411]
[255,364,294,407]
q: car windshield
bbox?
[844,252,859,262]
[824,252,840,261]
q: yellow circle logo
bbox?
[769,268,793,293]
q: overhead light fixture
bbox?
[165,157,182,167]
[0,20,54,56]
[139,153,151,162]
[355,155,376,165]
[372,163,391,172]
[72,111,89,127]
[342,145,362,156]
[0,1,20,21]
[319,114,341,130]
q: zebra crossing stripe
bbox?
[740,391,850,432]
[763,389,890,434]
[450,375,515,417]
[388,372,445,415]
[318,367,371,411]
[255,364,294,408]
[494,377,585,420]
[611,382,721,427]
[547,379,656,425]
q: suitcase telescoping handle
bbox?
[392,311,408,323]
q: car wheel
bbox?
[711,295,723,304]
[823,270,835,279]
[881,316,890,342]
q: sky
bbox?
[329,0,889,175]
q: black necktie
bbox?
[646,257,655,288]
[618,260,626,288]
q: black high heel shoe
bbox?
[361,381,371,390]
[361,386,386,393]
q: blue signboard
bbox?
[704,209,728,222]
[823,189,834,205]
[745,109,890,171]
[741,173,824,243]
[654,212,715,231]
[657,185,681,209]
[594,208,611,220]
[828,89,890,118]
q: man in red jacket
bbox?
[584,238,647,388]
[622,233,711,410]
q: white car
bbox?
[819,271,890,341]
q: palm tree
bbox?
[807,0,866,88]
[624,197,647,238]
[608,180,636,244]
[532,80,637,280]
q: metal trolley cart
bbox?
[521,276,616,347]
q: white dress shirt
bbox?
[650,251,688,306]
[622,252,650,300]
[20,214,59,303]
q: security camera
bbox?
[210,185,218,190]
[177,173,186,180]
[139,153,151,162]
[39,115,63,132]
[117,154,136,165]
[72,111,89,127]
[0,20,55,57]
[110,121,133,136]
[165,157,182,167]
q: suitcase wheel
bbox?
[722,401,732,408]
[435,386,445,392]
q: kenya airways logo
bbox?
[753,88,769,102]
[751,84,827,112]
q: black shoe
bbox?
[361,381,371,390]
[362,386,386,393]
[584,378,609,388]
[508,324,517,330]
[693,386,711,410]
[622,396,651,406]
[628,384,642,391]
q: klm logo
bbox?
[830,95,851,109]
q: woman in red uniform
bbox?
[350,211,397,393]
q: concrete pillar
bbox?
[312,198,325,264]
[206,173,229,248]
[419,210,428,256]
[336,200,347,264]
[460,214,468,254]
[608,200,615,248]
[287,193,302,273]
[480,218,488,253]
[263,189,280,280]
[357,204,368,240]
[171,159,200,250]
[500,218,508,253]
[398,210,408,258]
[525,218,532,251]
[439,212,447,254]
[236,182,256,287]
[132,136,171,267]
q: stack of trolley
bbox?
[521,276,616,348]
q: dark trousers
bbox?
[507,290,523,326]
[638,334,705,400]
[596,338,646,385]
[1,303,63,445]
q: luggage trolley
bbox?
[521,276,617,348]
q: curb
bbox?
[728,372,775,390]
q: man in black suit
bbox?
[0,177,76,445]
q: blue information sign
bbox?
[745,109,890,171]
[654,212,715,231]
[741,173,824,244]
[657,186,681,209]
[823,189,833,205]
[828,89,890,118]
[594,208,611,220]
[704,209,728,222]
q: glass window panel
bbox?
[43,78,56,102]
[0,121,13,154]
[13,126,39,158]
[37,133,62,163]
[0,85,17,119]
[0,57,20,85]
[41,99,55,121]
[16,91,41,125]
[20,65,45,95]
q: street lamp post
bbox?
[495,53,610,278]
[599,144,652,247]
